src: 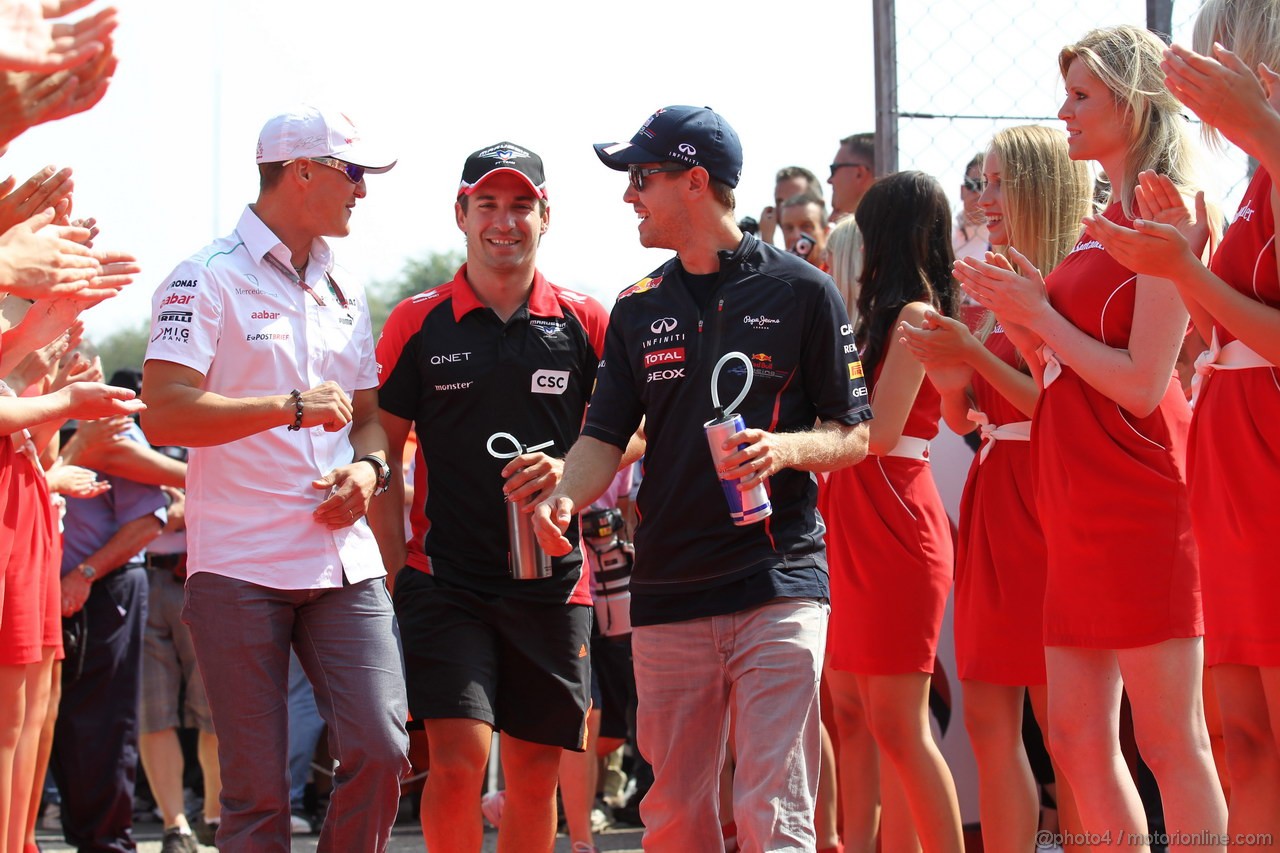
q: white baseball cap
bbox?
[256,105,396,172]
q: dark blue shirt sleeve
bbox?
[803,277,872,426]
[581,303,643,451]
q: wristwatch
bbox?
[77,563,97,581]
[358,455,392,496]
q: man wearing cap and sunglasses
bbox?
[140,105,409,851]
[371,142,610,853]
[535,106,872,852]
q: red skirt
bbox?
[826,455,953,675]
[1033,369,1202,648]
[954,439,1047,685]
[1189,366,1280,666]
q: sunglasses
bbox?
[829,161,867,179]
[962,177,985,193]
[287,157,366,184]
[628,163,689,191]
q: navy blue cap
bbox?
[594,105,743,188]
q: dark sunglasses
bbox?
[628,163,689,191]
[962,177,985,193]
[829,161,866,179]
[287,157,365,184]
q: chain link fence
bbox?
[878,0,1249,223]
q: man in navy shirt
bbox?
[53,420,166,853]
[537,106,871,851]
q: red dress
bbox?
[827,366,954,675]
[1034,203,1202,649]
[0,423,62,665]
[1190,168,1280,666]
[954,328,1047,685]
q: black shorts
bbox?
[591,632,636,742]
[394,567,593,751]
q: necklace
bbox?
[264,254,348,309]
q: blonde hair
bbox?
[988,125,1093,275]
[1059,25,1196,216]
[971,127,1093,346]
[825,216,863,327]
[1193,0,1280,148]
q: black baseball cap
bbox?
[594,105,743,188]
[458,141,547,199]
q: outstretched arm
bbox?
[533,436,624,557]
[141,359,355,448]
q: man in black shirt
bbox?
[536,106,871,851]
[374,142,609,852]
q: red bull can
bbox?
[704,413,772,526]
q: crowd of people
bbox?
[5,1,1280,852]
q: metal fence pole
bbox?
[872,0,898,176]
[1147,0,1174,42]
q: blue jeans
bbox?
[632,598,828,853]
[185,574,409,853]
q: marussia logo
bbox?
[479,144,531,162]
[643,348,685,368]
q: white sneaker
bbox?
[590,801,613,834]
[290,813,313,835]
[480,789,506,828]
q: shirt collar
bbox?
[236,206,333,278]
[450,264,564,322]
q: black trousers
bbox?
[51,567,148,853]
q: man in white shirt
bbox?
[140,105,409,852]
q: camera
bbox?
[791,233,816,258]
[581,506,634,636]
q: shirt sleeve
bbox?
[144,258,223,376]
[376,297,423,421]
[802,276,873,426]
[109,427,169,528]
[568,295,610,413]
[581,303,643,451]
[578,295,610,360]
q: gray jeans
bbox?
[184,573,409,853]
[632,598,828,853]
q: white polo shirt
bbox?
[145,206,383,589]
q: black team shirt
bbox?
[377,265,608,605]
[583,234,872,625]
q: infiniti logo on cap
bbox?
[650,317,678,334]
[678,143,696,155]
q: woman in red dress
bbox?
[955,24,1228,847]
[825,170,963,853]
[900,125,1090,853]
[1083,0,1280,840]
[0,329,142,853]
